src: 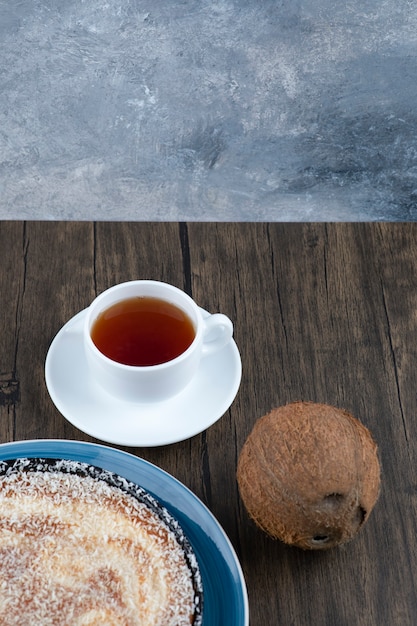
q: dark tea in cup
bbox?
[90,296,195,367]
[84,280,233,403]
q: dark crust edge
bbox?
[0,457,203,625]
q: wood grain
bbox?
[0,221,416,625]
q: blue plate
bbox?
[0,439,249,626]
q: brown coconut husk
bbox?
[236,402,381,550]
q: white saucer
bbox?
[45,308,242,447]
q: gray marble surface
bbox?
[1,1,417,221]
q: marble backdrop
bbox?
[1,1,416,220]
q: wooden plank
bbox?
[13,222,95,441]
[92,222,206,493]
[93,222,189,294]
[0,222,25,442]
[185,223,417,625]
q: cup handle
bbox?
[202,314,233,355]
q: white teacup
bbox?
[83,280,234,403]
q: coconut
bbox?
[236,402,381,550]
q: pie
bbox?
[0,458,203,625]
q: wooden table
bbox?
[0,222,416,625]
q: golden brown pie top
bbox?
[0,458,203,626]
